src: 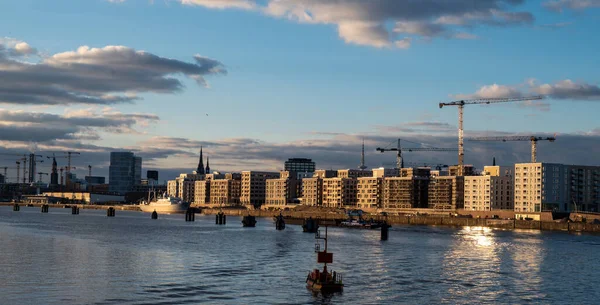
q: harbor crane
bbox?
[468,135,556,163]
[439,95,543,175]
[376,139,457,169]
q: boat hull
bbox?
[306,279,343,292]
[139,202,190,213]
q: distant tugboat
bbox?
[306,226,343,292]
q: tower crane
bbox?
[376,139,457,169]
[38,172,49,183]
[439,95,543,175]
[404,162,449,171]
[468,135,556,163]
[16,161,20,184]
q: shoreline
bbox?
[2,202,599,234]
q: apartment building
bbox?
[241,171,280,208]
[314,170,337,179]
[167,173,204,203]
[265,171,299,207]
[302,177,323,206]
[428,176,464,209]
[357,177,383,209]
[514,163,600,212]
[372,167,399,178]
[194,180,210,205]
[337,169,372,179]
[464,166,513,211]
[567,165,600,212]
[209,177,242,206]
[322,177,358,208]
[514,163,563,212]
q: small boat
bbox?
[306,226,343,293]
[339,218,385,229]
[138,191,189,213]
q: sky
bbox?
[0,0,599,182]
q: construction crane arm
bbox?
[468,136,556,142]
[439,95,543,108]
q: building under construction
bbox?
[382,177,429,209]
[428,176,465,210]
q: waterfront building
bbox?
[314,170,337,178]
[194,180,210,204]
[322,177,358,208]
[464,166,513,211]
[382,177,429,209]
[514,163,563,213]
[240,171,280,208]
[400,167,431,178]
[357,176,383,209]
[302,177,323,206]
[167,172,203,202]
[514,163,600,213]
[210,176,242,206]
[449,165,476,176]
[284,158,316,173]
[428,176,464,209]
[372,167,399,178]
[337,169,372,179]
[265,171,299,207]
[109,152,142,194]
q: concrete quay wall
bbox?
[201,208,600,234]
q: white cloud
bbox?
[531,79,600,100]
[544,0,600,12]
[109,0,535,49]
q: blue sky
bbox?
[0,0,599,180]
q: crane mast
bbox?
[439,96,543,175]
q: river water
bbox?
[0,206,599,305]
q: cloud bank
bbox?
[0,40,226,106]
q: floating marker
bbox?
[151,210,158,219]
[13,203,20,212]
[41,204,49,213]
[107,207,115,217]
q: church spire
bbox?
[197,146,205,174]
[205,156,210,174]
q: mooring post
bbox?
[381,221,390,241]
[185,208,195,222]
[151,210,158,219]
